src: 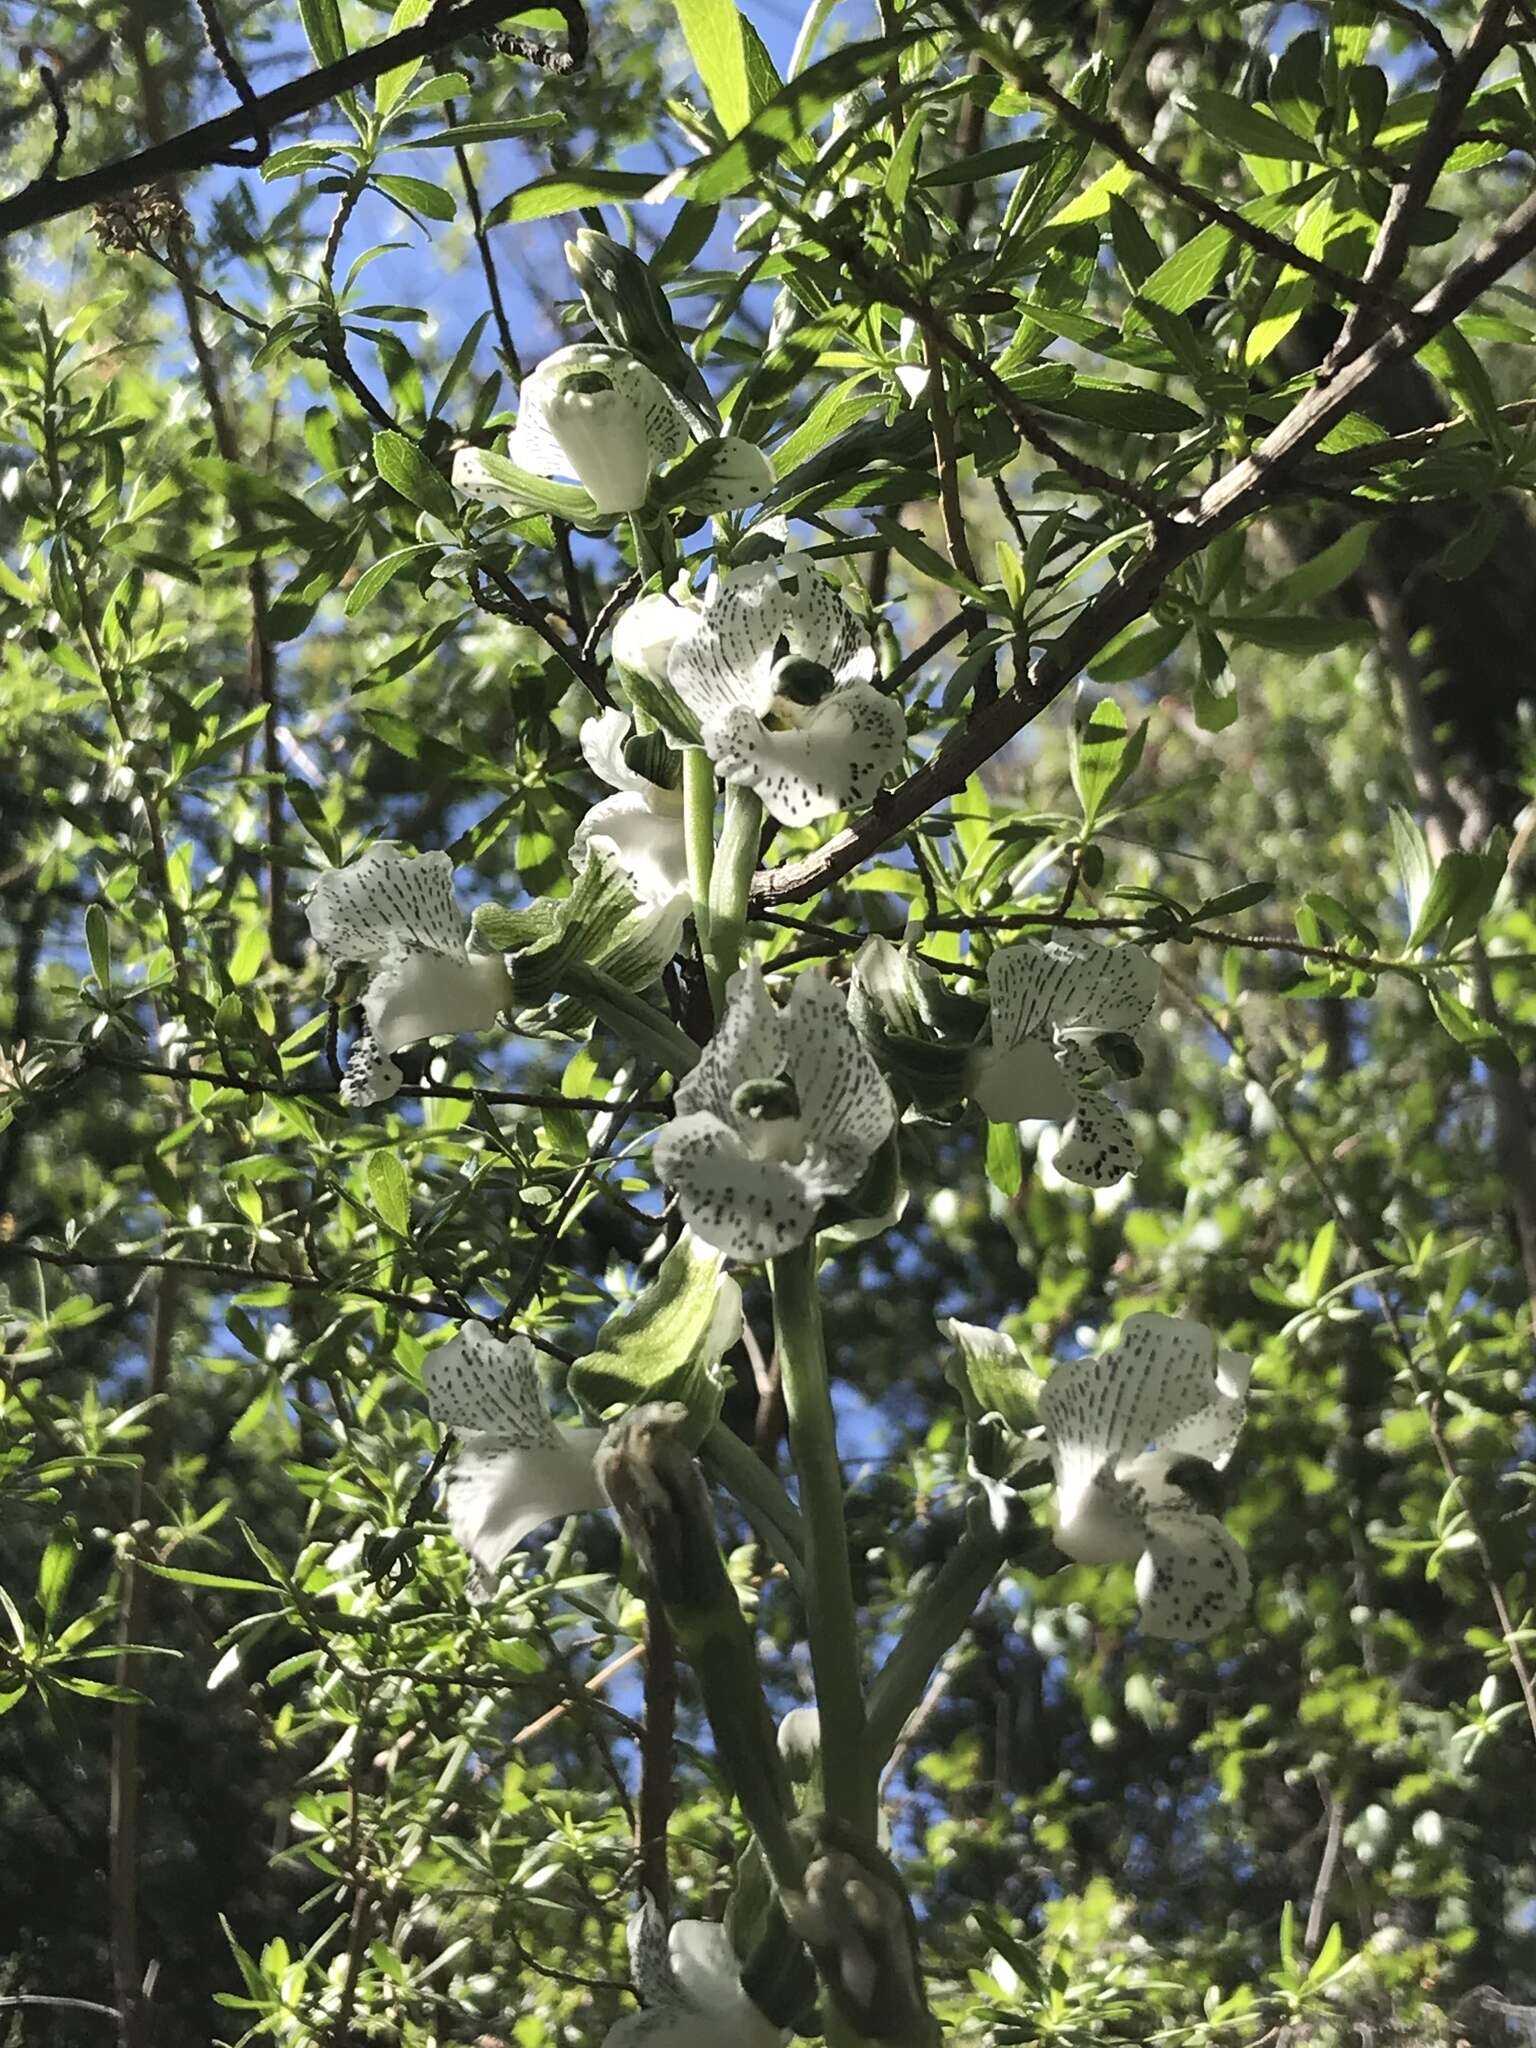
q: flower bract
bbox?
[1040,1311,1251,1639]
[653,961,896,1261]
[604,1897,788,2048]
[572,711,690,917]
[424,1320,609,1594]
[969,933,1159,1186]
[305,845,513,1109]
[505,342,689,515]
[667,553,904,825]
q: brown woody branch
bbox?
[751,183,1536,907]
[0,0,588,242]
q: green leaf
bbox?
[344,543,439,615]
[367,1150,411,1236]
[399,114,562,146]
[486,170,657,226]
[1088,620,1185,684]
[1207,612,1371,654]
[944,1317,1039,1433]
[1182,90,1322,161]
[84,902,111,990]
[654,33,920,205]
[1070,694,1147,828]
[672,0,752,134]
[571,1235,738,1432]
[985,1118,1023,1198]
[1263,523,1373,606]
[1410,847,1506,951]
[374,173,457,223]
[1138,221,1232,314]
[374,0,434,116]
[298,0,346,68]
[37,1533,77,1625]
[371,430,458,522]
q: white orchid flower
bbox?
[572,711,690,916]
[1041,1312,1251,1640]
[654,961,896,1262]
[466,343,689,517]
[968,933,1159,1186]
[305,846,513,1110]
[613,591,697,687]
[667,553,905,826]
[424,1320,609,1594]
[605,1897,788,2048]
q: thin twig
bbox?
[36,63,68,182]
[637,1592,677,1914]
[0,0,590,242]
[189,0,269,162]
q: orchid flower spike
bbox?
[424,1320,609,1596]
[654,961,896,1262]
[1041,1312,1252,1639]
[667,553,904,826]
[573,711,689,916]
[458,342,689,517]
[968,933,1160,1186]
[605,1897,788,2048]
[305,846,513,1110]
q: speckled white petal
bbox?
[1042,1314,1221,1474]
[653,1111,815,1262]
[786,971,894,1198]
[613,593,697,688]
[508,347,689,514]
[968,1035,1078,1125]
[673,960,787,1128]
[425,1322,562,1445]
[363,947,513,1054]
[708,681,904,826]
[1150,1361,1250,1471]
[988,934,1158,1050]
[1135,1508,1250,1640]
[441,1427,609,1583]
[451,446,542,514]
[668,579,783,724]
[628,1898,676,2009]
[306,845,465,968]
[668,1922,751,2015]
[574,793,691,914]
[1053,1465,1147,1566]
[582,709,651,797]
[339,1032,403,1109]
[1053,1089,1138,1187]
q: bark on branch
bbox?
[0,0,588,243]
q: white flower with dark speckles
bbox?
[306,846,512,1110]
[572,711,689,915]
[471,343,688,517]
[613,591,697,687]
[1041,1312,1251,1640]
[653,961,895,1262]
[667,553,904,826]
[424,1320,608,1592]
[605,1897,788,2048]
[968,933,1159,1187]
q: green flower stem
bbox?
[629,509,678,582]
[700,1421,808,1592]
[683,745,717,979]
[864,1527,1005,1766]
[560,961,699,1077]
[770,1235,876,1841]
[705,780,763,1004]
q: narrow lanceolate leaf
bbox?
[671,0,752,134]
[367,1150,411,1237]
[1070,695,1147,829]
[485,171,657,226]
[297,0,346,68]
[372,431,458,523]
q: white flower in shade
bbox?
[572,711,689,915]
[613,592,697,687]
[306,846,513,1110]
[968,933,1159,1187]
[424,1320,609,1593]
[667,553,904,826]
[502,342,688,516]
[1040,1313,1252,1640]
[654,961,895,1262]
[605,1897,787,2048]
